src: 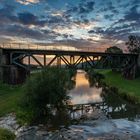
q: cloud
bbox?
[0,4,17,25]
[0,0,139,51]
[17,12,46,26]
[113,4,140,25]
[16,0,40,5]
[0,5,46,26]
[124,5,140,22]
[65,0,95,16]
[0,24,60,41]
[78,1,95,14]
[18,12,38,24]
[0,24,44,40]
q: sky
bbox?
[0,0,140,50]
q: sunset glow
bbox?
[0,0,139,50]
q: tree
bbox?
[105,46,123,53]
[126,35,140,53]
[18,67,75,125]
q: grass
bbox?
[0,128,15,140]
[0,82,24,117]
[97,70,140,101]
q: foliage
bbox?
[126,35,140,53]
[86,69,105,87]
[0,128,15,140]
[101,86,124,107]
[97,70,140,103]
[17,67,75,125]
[105,46,123,53]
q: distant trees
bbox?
[105,46,123,53]
[17,67,76,125]
[126,35,140,53]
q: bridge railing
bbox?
[0,43,106,52]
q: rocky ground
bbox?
[0,111,140,140]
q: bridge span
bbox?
[0,43,139,84]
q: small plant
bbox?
[0,128,15,140]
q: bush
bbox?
[17,67,75,125]
[0,128,15,140]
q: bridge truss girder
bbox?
[9,52,137,72]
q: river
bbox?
[63,70,140,139]
[1,70,140,140]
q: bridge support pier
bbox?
[2,65,28,84]
[0,49,28,84]
[136,54,140,77]
[122,54,140,79]
[57,57,61,67]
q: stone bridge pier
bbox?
[0,48,28,84]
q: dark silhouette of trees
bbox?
[105,46,123,53]
[126,35,140,53]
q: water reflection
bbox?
[69,70,102,105]
[69,70,140,120]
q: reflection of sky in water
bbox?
[69,70,102,105]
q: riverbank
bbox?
[0,83,24,117]
[97,70,140,102]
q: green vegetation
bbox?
[17,67,75,125]
[0,68,76,126]
[0,128,15,140]
[0,82,23,117]
[105,46,123,53]
[86,69,105,87]
[97,70,140,102]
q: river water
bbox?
[62,70,140,139]
[69,70,140,120]
[69,70,102,105]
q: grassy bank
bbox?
[97,70,140,102]
[0,83,24,117]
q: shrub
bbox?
[17,67,75,125]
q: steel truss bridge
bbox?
[0,43,139,84]
[3,48,138,70]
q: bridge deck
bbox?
[1,48,137,57]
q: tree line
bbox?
[106,35,140,54]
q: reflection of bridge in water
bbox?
[69,102,140,120]
[0,43,139,84]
